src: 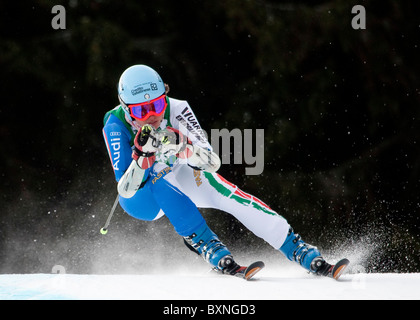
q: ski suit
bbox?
[102,97,290,250]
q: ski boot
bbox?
[183,223,265,280]
[216,255,265,280]
[311,257,350,280]
[279,228,349,280]
[183,222,233,271]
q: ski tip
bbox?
[244,261,265,281]
[332,258,350,280]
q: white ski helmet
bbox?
[118,65,166,117]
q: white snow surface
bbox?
[1,268,419,300]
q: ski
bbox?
[214,260,265,281]
[240,261,265,280]
[213,258,348,281]
[313,257,350,280]
[330,258,350,280]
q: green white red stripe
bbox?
[204,172,277,216]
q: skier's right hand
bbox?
[183,144,221,173]
[132,124,160,169]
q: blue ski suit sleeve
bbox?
[102,113,137,182]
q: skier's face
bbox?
[133,113,164,129]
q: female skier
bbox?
[102,64,349,280]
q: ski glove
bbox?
[181,143,221,172]
[157,127,220,172]
[132,124,160,169]
[133,125,221,172]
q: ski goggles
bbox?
[125,95,167,121]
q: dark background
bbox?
[0,0,419,274]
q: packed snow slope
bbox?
[1,268,419,300]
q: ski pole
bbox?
[100,194,119,235]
